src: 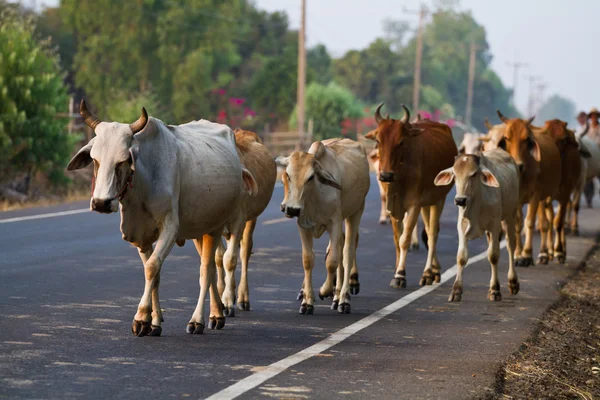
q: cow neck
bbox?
[119,167,146,210]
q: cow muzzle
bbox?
[454,197,468,207]
[284,206,301,218]
[91,198,119,214]
[379,172,395,182]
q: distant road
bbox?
[1,175,597,399]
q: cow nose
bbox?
[379,172,395,182]
[285,206,301,218]
[517,163,524,173]
[91,198,112,213]
[454,197,467,207]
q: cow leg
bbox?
[519,195,539,267]
[420,201,444,285]
[410,216,420,251]
[514,206,524,261]
[553,200,568,264]
[486,228,502,301]
[299,227,315,315]
[536,199,551,265]
[215,238,226,297]
[378,180,388,224]
[544,200,555,260]
[131,247,162,336]
[221,215,246,318]
[570,189,582,236]
[583,180,594,208]
[237,219,256,312]
[389,209,407,288]
[188,230,224,334]
[504,216,520,295]
[449,214,468,302]
[319,220,342,303]
[349,232,360,295]
[338,205,364,314]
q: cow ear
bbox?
[480,167,500,187]
[312,141,327,160]
[434,167,455,186]
[275,156,289,170]
[529,138,541,161]
[457,144,465,154]
[408,128,425,136]
[365,129,378,141]
[128,145,138,171]
[66,137,96,171]
[368,149,379,162]
[241,166,258,196]
[314,161,342,190]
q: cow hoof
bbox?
[186,322,204,334]
[338,302,351,314]
[131,320,152,337]
[350,283,360,295]
[419,276,433,286]
[296,290,304,301]
[516,257,533,267]
[448,292,462,302]
[433,273,441,283]
[331,300,339,311]
[389,277,406,288]
[409,243,419,252]
[208,317,225,330]
[223,307,235,318]
[148,325,162,337]
[537,254,549,265]
[299,304,314,315]
[509,281,520,295]
[557,254,566,264]
[488,290,502,301]
[571,229,580,237]
[238,301,250,311]
[379,219,387,225]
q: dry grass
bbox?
[0,189,89,212]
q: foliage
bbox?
[535,95,576,126]
[0,6,75,186]
[104,90,163,124]
[289,82,364,140]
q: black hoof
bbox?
[331,300,339,311]
[509,281,520,295]
[132,320,152,337]
[299,304,314,315]
[339,302,351,314]
[379,219,387,225]
[419,276,433,286]
[488,291,502,301]
[209,317,225,330]
[238,301,250,311]
[448,292,462,302]
[571,229,580,237]
[433,272,441,283]
[186,322,204,334]
[149,325,162,337]
[319,290,333,301]
[296,290,304,301]
[349,283,360,295]
[223,307,235,318]
[516,257,533,267]
[389,277,406,288]
[537,254,549,265]
[409,243,419,252]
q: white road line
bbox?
[262,217,290,226]
[0,208,89,224]
[205,240,505,400]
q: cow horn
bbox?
[496,109,508,123]
[526,116,535,125]
[130,107,148,134]
[581,122,590,137]
[484,117,493,130]
[401,104,410,124]
[80,99,101,130]
[374,103,385,124]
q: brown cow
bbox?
[483,111,561,266]
[533,120,581,263]
[366,104,457,287]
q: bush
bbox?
[0,7,76,186]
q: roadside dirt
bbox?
[482,246,600,400]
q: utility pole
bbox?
[536,81,548,114]
[296,0,307,150]
[465,42,477,127]
[506,61,528,107]
[404,4,428,113]
[526,75,539,117]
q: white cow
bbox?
[276,139,370,314]
[434,149,520,301]
[67,100,256,336]
[458,132,485,155]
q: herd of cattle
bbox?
[66,99,599,337]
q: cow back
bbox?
[531,128,562,200]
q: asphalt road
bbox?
[1,175,598,399]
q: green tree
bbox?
[0,7,75,186]
[307,44,333,85]
[289,82,364,140]
[535,95,576,126]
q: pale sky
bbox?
[36,0,599,116]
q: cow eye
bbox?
[307,175,314,183]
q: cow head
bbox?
[434,154,500,209]
[365,103,423,182]
[458,132,483,155]
[542,119,580,156]
[494,110,540,173]
[275,142,341,218]
[67,100,148,214]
